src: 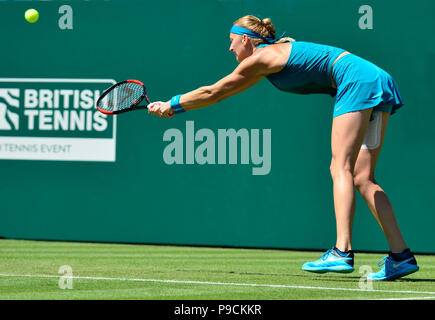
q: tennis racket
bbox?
[96,79,174,116]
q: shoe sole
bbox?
[302,267,355,274]
[368,266,419,281]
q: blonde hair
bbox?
[233,15,295,46]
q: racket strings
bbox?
[99,82,144,112]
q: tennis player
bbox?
[148,15,419,281]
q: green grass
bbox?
[0,239,434,300]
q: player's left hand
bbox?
[147,101,174,119]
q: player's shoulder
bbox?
[252,42,292,72]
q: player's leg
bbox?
[353,111,407,252]
[302,108,373,274]
[353,111,419,280]
[329,108,373,253]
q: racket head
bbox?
[96,79,150,115]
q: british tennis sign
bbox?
[0,78,116,161]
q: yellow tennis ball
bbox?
[25,9,39,23]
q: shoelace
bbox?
[321,249,334,260]
[377,256,390,267]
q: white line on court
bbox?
[1,273,435,297]
[378,296,435,300]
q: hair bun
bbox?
[261,18,272,25]
[261,18,275,37]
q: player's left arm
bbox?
[148,52,272,117]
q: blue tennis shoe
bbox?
[367,252,419,281]
[302,248,355,273]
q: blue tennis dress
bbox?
[258,41,404,117]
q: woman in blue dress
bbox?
[148,15,419,281]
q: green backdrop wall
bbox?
[0,0,434,253]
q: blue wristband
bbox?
[170,94,185,113]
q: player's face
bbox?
[229,34,251,63]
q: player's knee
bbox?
[329,160,336,179]
[353,172,375,192]
[330,158,354,180]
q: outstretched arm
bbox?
[148,53,269,118]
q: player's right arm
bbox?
[147,49,280,117]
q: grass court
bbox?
[0,239,434,300]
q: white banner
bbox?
[0,78,117,162]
